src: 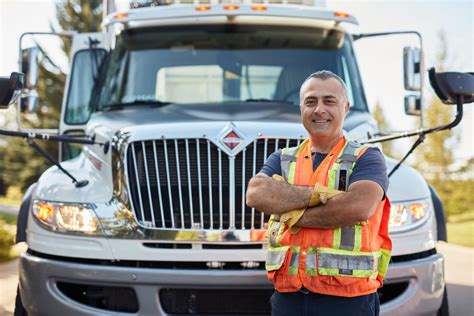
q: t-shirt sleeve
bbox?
[349,147,389,196]
[259,150,282,176]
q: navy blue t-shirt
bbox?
[259,147,389,195]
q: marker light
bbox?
[195,6,211,11]
[223,5,239,11]
[112,13,129,20]
[33,200,101,234]
[334,12,350,18]
[251,5,267,11]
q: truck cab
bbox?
[10,1,448,315]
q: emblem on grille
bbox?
[222,130,242,150]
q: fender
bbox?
[429,184,447,242]
[16,183,37,243]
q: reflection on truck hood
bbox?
[88,102,371,132]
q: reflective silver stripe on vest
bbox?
[281,147,299,182]
[290,251,299,269]
[335,141,362,251]
[340,225,356,251]
[266,247,288,270]
[335,141,360,192]
[318,252,375,271]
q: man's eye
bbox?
[305,100,317,107]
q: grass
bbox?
[447,220,474,248]
[0,211,17,262]
[0,211,17,225]
[446,211,474,248]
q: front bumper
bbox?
[19,251,444,316]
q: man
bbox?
[246,70,392,316]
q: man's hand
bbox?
[245,173,312,215]
[295,180,384,229]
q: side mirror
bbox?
[403,47,422,91]
[20,90,39,113]
[428,68,474,105]
[22,47,40,90]
[404,95,421,116]
[0,72,24,109]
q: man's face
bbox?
[299,77,349,141]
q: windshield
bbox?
[94,24,367,111]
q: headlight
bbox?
[33,200,102,234]
[389,198,431,232]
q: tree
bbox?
[0,0,103,194]
[413,30,471,217]
[372,100,396,158]
[414,30,456,186]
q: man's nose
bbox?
[312,101,324,114]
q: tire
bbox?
[437,286,449,316]
[14,285,28,316]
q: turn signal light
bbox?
[36,203,55,222]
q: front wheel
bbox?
[14,285,28,316]
[437,286,449,316]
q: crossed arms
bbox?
[245,173,384,228]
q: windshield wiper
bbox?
[101,100,172,111]
[244,98,294,104]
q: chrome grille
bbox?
[126,138,301,229]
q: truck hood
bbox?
[87,102,372,133]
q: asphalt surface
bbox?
[0,242,473,315]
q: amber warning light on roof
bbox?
[223,5,240,11]
[195,6,211,11]
[112,12,129,19]
[334,12,350,18]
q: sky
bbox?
[0,0,472,161]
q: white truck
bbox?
[2,0,472,315]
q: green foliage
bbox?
[447,219,474,248]
[412,30,472,225]
[372,101,395,158]
[0,219,16,261]
[0,0,103,195]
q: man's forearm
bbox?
[295,181,383,228]
[246,174,312,215]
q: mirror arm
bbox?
[0,129,110,154]
[366,96,463,178]
[388,134,425,178]
[362,96,463,145]
[26,138,89,188]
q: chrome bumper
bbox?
[381,253,445,316]
[19,251,444,315]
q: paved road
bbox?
[0,205,18,214]
[0,242,473,315]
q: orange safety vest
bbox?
[265,137,392,297]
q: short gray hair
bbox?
[300,70,348,101]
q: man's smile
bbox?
[312,119,330,123]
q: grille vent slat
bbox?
[127,138,300,230]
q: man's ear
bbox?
[344,102,350,114]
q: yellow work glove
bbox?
[271,174,346,234]
[309,183,344,206]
